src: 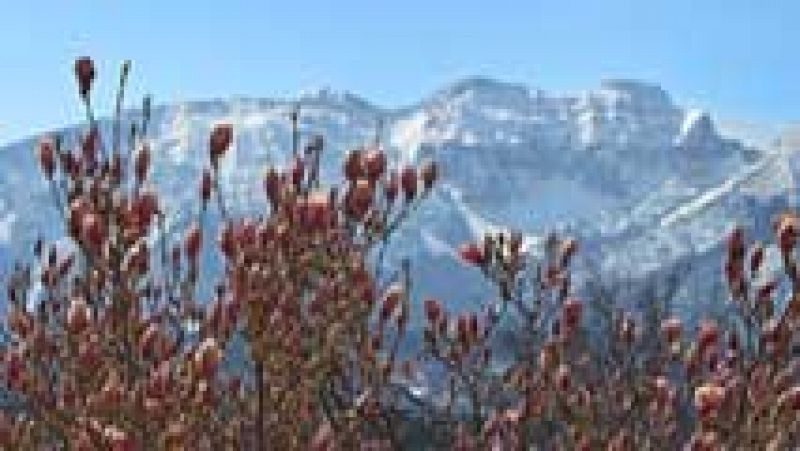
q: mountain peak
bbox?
[435,77,530,99]
[598,79,673,107]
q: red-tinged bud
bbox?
[653,376,672,408]
[219,223,236,257]
[184,224,202,263]
[698,320,719,352]
[128,241,149,274]
[539,342,557,370]
[385,170,399,203]
[661,317,682,343]
[74,57,95,98]
[82,127,98,170]
[761,319,786,355]
[420,159,437,191]
[750,242,764,273]
[138,323,161,358]
[777,213,799,254]
[61,151,79,179]
[199,170,213,208]
[104,425,135,451]
[756,279,778,304]
[458,242,485,267]
[4,351,23,389]
[135,144,150,183]
[290,155,305,186]
[575,435,592,451]
[110,153,122,183]
[306,191,331,230]
[456,314,469,346]
[423,298,442,324]
[620,316,636,344]
[80,213,105,251]
[724,257,744,288]
[310,422,335,451]
[37,138,55,179]
[468,313,479,343]
[363,148,386,181]
[8,307,31,338]
[400,165,417,200]
[555,364,571,392]
[134,190,159,224]
[561,298,582,329]
[380,284,403,322]
[348,179,373,218]
[263,167,281,204]
[194,337,222,378]
[559,238,578,266]
[66,297,90,335]
[209,123,233,166]
[694,383,725,421]
[777,386,800,411]
[727,226,745,260]
[344,149,364,181]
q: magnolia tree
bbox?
[425,213,800,449]
[214,108,437,449]
[0,58,439,450]
[0,58,248,449]
[2,58,799,450]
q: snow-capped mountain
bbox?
[0,77,796,319]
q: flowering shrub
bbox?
[1,58,798,449]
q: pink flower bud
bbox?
[37,138,55,179]
[74,57,95,98]
[135,144,150,183]
[209,123,233,165]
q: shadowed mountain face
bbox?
[0,78,796,319]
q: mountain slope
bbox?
[0,78,795,318]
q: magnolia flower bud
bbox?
[420,159,437,191]
[209,123,233,166]
[82,127,99,170]
[363,148,386,181]
[727,226,745,260]
[344,149,364,181]
[306,191,332,230]
[561,298,582,330]
[184,223,202,263]
[698,320,719,352]
[661,317,682,343]
[384,171,399,203]
[195,171,211,210]
[74,57,95,98]
[194,337,222,378]
[66,297,90,335]
[263,167,282,205]
[776,213,799,254]
[749,242,764,273]
[400,165,417,200]
[777,386,800,412]
[458,242,485,267]
[349,179,373,218]
[134,144,150,183]
[380,284,403,322]
[423,298,442,324]
[555,364,571,392]
[37,138,55,180]
[290,155,305,186]
[694,383,725,421]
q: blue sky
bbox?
[0,0,796,145]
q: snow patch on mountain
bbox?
[0,77,796,313]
